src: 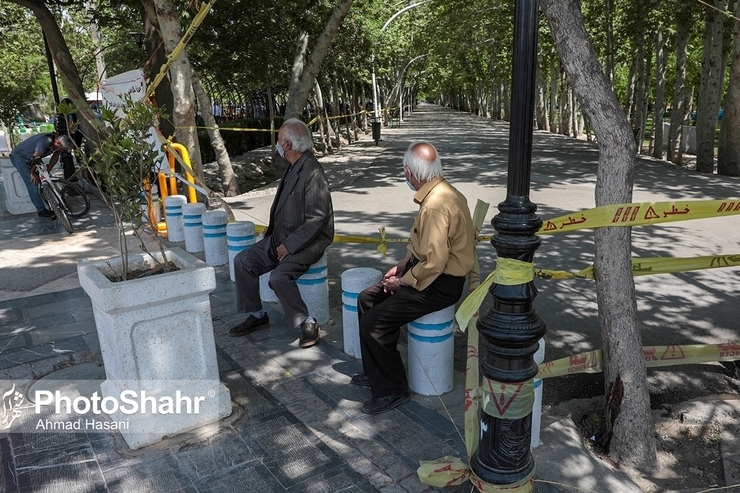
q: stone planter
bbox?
[77,247,231,450]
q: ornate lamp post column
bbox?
[470,0,546,489]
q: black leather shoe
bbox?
[361,391,411,415]
[229,314,270,337]
[350,373,371,389]
[38,209,56,220]
[299,318,320,348]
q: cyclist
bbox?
[9,133,72,218]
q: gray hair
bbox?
[282,118,312,153]
[403,142,443,182]
[56,134,72,149]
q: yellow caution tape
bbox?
[482,378,535,419]
[418,457,535,492]
[148,1,216,97]
[536,342,740,379]
[535,254,740,280]
[539,199,740,234]
[464,200,489,458]
[178,126,279,132]
[456,258,534,332]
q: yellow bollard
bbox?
[168,143,197,203]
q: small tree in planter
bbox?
[76,95,232,450]
[82,95,171,280]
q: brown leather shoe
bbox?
[299,318,320,348]
[229,314,270,337]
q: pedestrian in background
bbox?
[9,133,71,218]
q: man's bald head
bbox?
[403,142,443,183]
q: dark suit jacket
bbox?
[267,150,334,265]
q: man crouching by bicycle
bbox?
[9,133,72,219]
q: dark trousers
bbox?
[233,236,311,329]
[357,270,465,398]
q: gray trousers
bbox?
[233,236,311,329]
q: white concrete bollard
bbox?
[531,337,546,450]
[202,210,228,266]
[260,253,329,326]
[182,202,206,253]
[139,188,161,225]
[164,195,187,243]
[259,269,281,303]
[407,305,456,396]
[0,157,36,215]
[341,268,382,359]
[227,221,255,282]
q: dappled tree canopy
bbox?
[3,0,740,171]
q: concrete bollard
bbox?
[341,268,382,359]
[531,337,546,450]
[139,189,160,224]
[164,195,187,242]
[202,210,228,266]
[0,157,36,215]
[227,221,255,282]
[407,305,455,396]
[182,202,206,253]
[260,253,329,326]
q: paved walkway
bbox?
[0,103,738,492]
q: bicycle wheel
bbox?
[41,183,74,234]
[53,178,90,217]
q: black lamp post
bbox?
[469,0,546,489]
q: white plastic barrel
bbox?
[407,305,455,396]
[260,253,329,326]
[227,221,255,282]
[182,202,206,253]
[163,195,187,242]
[341,268,382,359]
[531,337,546,450]
[202,210,228,266]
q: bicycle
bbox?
[30,158,90,234]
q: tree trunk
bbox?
[141,0,175,139]
[633,33,646,153]
[669,16,690,164]
[190,68,238,196]
[313,79,331,154]
[549,58,559,133]
[536,57,549,131]
[541,0,657,471]
[560,72,571,136]
[624,59,636,122]
[653,21,667,160]
[11,0,104,142]
[640,42,653,155]
[718,0,740,176]
[285,0,353,120]
[696,0,726,173]
[152,0,204,184]
[604,0,615,84]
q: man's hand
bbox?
[381,275,403,294]
[276,244,290,261]
[30,170,40,186]
[383,265,399,280]
[383,257,409,280]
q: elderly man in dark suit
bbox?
[231,118,334,348]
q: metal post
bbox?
[469,0,545,489]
